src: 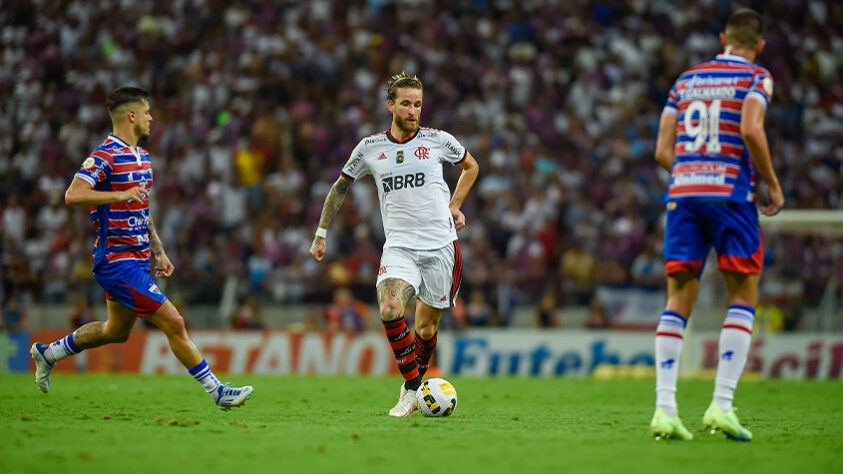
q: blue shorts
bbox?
[94,260,167,318]
[663,201,763,278]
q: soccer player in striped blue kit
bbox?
[649,9,784,441]
[30,86,252,410]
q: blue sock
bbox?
[189,359,222,394]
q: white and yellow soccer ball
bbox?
[416,378,458,417]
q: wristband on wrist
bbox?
[315,227,327,239]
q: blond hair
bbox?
[386,72,423,101]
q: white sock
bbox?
[188,359,222,395]
[655,311,687,417]
[714,305,755,413]
[44,333,82,364]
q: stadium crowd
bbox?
[1,0,841,330]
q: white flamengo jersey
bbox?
[341,127,467,250]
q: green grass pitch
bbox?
[1,374,841,474]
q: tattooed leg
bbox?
[376,278,415,322]
[377,278,422,394]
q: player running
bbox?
[649,9,784,441]
[309,72,479,417]
[30,86,252,410]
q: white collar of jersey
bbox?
[108,134,142,164]
[716,52,751,63]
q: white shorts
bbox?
[376,241,462,309]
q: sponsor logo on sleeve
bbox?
[762,77,773,96]
[345,152,363,173]
[82,157,96,169]
[444,141,461,157]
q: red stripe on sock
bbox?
[656,332,683,339]
[382,320,406,337]
[382,317,419,382]
[415,332,437,354]
[392,333,415,352]
[722,324,753,335]
[414,331,438,378]
[400,366,420,380]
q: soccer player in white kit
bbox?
[309,73,479,417]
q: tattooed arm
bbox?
[148,216,174,278]
[309,177,352,262]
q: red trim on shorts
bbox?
[718,235,764,274]
[449,241,462,306]
[124,282,164,318]
[665,260,703,276]
[722,324,753,335]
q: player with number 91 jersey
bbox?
[662,53,773,203]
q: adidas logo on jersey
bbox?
[378,153,387,160]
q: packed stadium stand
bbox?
[1,0,841,331]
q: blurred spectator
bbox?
[755,297,786,334]
[323,287,370,332]
[561,242,597,305]
[585,299,611,330]
[1,296,26,332]
[232,296,266,330]
[68,294,94,329]
[537,291,562,328]
[466,291,493,327]
[630,238,665,288]
[1,195,26,246]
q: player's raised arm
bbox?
[309,176,352,262]
[741,97,784,216]
[448,151,479,232]
[654,112,678,171]
[64,175,148,206]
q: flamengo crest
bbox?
[415,146,430,160]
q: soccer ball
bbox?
[416,378,458,417]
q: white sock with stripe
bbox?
[188,359,222,395]
[655,310,687,418]
[44,333,82,364]
[714,304,755,413]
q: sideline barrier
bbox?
[4,329,842,380]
